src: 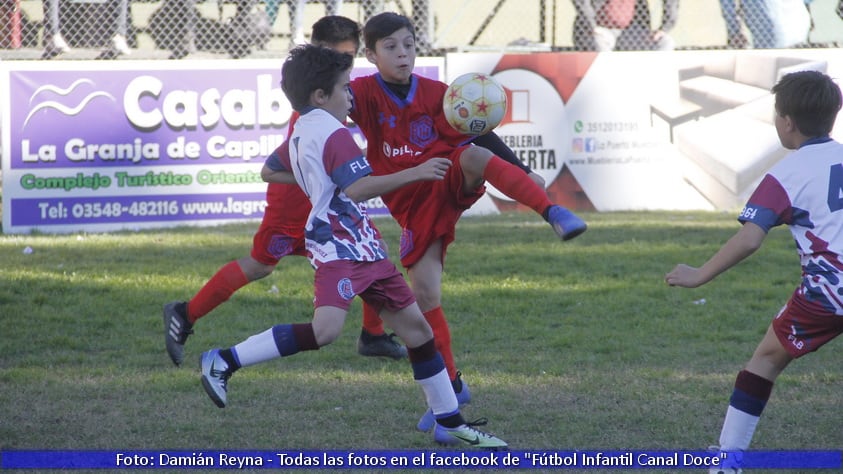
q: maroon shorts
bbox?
[313,259,415,312]
[772,289,843,357]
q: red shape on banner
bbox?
[491,53,597,103]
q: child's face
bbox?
[321,68,353,122]
[365,27,416,84]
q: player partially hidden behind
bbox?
[162,16,408,368]
[199,44,507,450]
[346,12,588,432]
[665,70,843,473]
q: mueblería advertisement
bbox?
[447,49,841,216]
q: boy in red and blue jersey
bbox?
[348,12,588,432]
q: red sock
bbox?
[483,156,552,215]
[187,261,249,323]
[361,302,385,336]
[423,307,457,381]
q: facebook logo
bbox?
[585,138,597,153]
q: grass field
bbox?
[1,211,841,472]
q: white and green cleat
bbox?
[433,423,507,451]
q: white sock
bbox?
[416,369,458,417]
[232,328,281,368]
[719,405,760,451]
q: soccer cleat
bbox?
[163,301,193,366]
[42,34,70,59]
[357,330,408,360]
[708,446,743,474]
[547,205,587,241]
[417,372,471,432]
[200,349,231,408]
[433,423,507,451]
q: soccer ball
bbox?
[442,73,507,135]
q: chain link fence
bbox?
[1,0,842,60]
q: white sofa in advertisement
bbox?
[673,53,828,209]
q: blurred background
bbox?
[1,0,841,60]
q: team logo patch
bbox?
[399,228,414,259]
[337,278,355,300]
[268,235,294,258]
[409,116,437,148]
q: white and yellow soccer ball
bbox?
[442,72,507,135]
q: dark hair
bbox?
[281,44,354,111]
[773,70,842,137]
[363,12,415,51]
[311,15,360,52]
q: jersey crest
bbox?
[337,278,355,300]
[409,115,437,148]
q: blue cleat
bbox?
[547,205,587,241]
[417,372,471,432]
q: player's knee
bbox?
[411,286,440,311]
[313,324,342,347]
[240,258,275,281]
[250,264,275,280]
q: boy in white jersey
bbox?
[665,70,843,472]
[199,44,507,450]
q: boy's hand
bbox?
[414,157,451,181]
[665,264,703,288]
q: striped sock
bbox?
[232,323,318,368]
[718,370,773,450]
[408,339,460,425]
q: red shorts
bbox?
[313,259,415,312]
[250,184,309,265]
[772,289,843,358]
[384,145,484,268]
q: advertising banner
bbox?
[4,51,843,233]
[449,49,843,215]
[0,58,443,234]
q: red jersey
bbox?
[264,111,311,235]
[349,74,470,174]
[348,73,484,266]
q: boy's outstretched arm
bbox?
[344,157,451,203]
[665,222,766,288]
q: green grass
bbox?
[1,211,841,471]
